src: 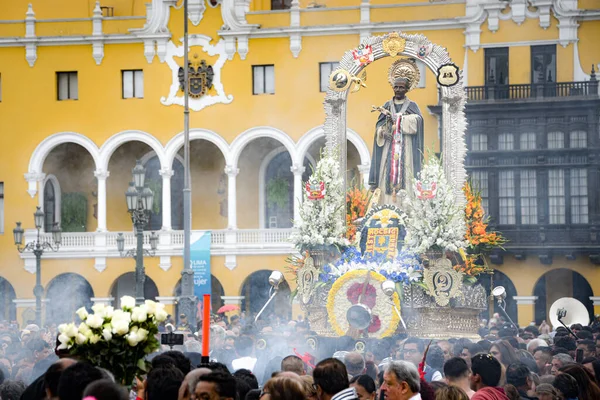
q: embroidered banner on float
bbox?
[191,231,211,300]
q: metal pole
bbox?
[179,0,197,329]
[135,222,145,305]
[33,247,43,327]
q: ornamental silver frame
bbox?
[323,31,468,206]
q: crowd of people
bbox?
[1,313,600,400]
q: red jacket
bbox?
[472,387,510,400]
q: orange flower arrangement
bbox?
[346,186,371,243]
[456,181,507,277]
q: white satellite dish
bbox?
[549,297,590,329]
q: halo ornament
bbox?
[387,58,420,91]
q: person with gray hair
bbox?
[0,380,27,400]
[526,338,548,354]
[381,360,421,400]
[550,353,574,375]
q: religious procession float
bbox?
[288,31,506,344]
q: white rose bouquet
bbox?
[57,296,167,385]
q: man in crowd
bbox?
[576,339,595,359]
[281,355,306,376]
[550,353,574,375]
[380,360,421,400]
[470,354,509,400]
[343,352,365,378]
[506,363,536,400]
[194,372,237,400]
[444,357,475,398]
[313,358,357,400]
[532,347,552,376]
[402,338,423,367]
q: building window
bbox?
[271,0,291,10]
[122,70,144,99]
[520,170,537,224]
[547,131,564,149]
[548,169,565,224]
[570,168,588,224]
[253,65,275,95]
[499,170,516,225]
[531,45,556,84]
[470,170,489,213]
[319,62,339,92]
[0,182,3,234]
[498,133,514,151]
[485,47,509,85]
[569,130,587,148]
[520,132,536,150]
[471,133,488,151]
[57,72,78,100]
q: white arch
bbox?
[229,126,299,168]
[98,130,168,173]
[28,132,101,174]
[164,128,231,169]
[297,125,371,168]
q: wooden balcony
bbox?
[466,80,599,102]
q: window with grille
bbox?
[122,70,144,99]
[470,170,489,214]
[570,168,588,224]
[499,170,515,224]
[548,169,565,224]
[520,133,536,150]
[252,65,275,95]
[520,170,538,224]
[471,134,488,151]
[0,182,3,234]
[498,133,514,151]
[57,72,78,100]
[319,62,339,92]
[547,131,564,149]
[569,131,587,148]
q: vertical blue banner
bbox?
[191,231,211,300]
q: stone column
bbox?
[94,170,109,232]
[358,164,370,188]
[291,164,305,225]
[225,166,239,229]
[160,168,174,230]
[590,297,600,317]
[513,296,538,327]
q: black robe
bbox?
[368,98,423,195]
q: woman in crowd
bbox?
[349,374,376,400]
[552,373,579,400]
[261,375,305,400]
[490,340,520,368]
[300,375,318,400]
[559,363,600,400]
[434,385,469,400]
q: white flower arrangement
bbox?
[58,296,167,385]
[401,155,467,254]
[290,151,349,251]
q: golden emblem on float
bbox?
[382,32,406,57]
[388,58,420,90]
[422,257,463,307]
[329,68,352,92]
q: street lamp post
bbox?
[13,207,62,327]
[117,160,158,305]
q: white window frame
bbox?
[569,130,587,148]
[470,170,489,215]
[520,170,538,225]
[498,133,514,151]
[57,72,78,100]
[471,133,488,151]
[520,132,536,150]
[548,169,565,224]
[122,70,144,99]
[570,168,588,224]
[498,170,516,225]
[319,62,339,92]
[252,65,275,95]
[547,131,564,149]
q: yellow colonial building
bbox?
[0,0,599,329]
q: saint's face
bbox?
[393,82,408,100]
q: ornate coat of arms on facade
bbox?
[178,56,214,98]
[161,35,233,112]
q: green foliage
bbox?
[145,178,162,215]
[61,193,88,232]
[266,176,290,210]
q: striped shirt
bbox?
[331,387,358,400]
